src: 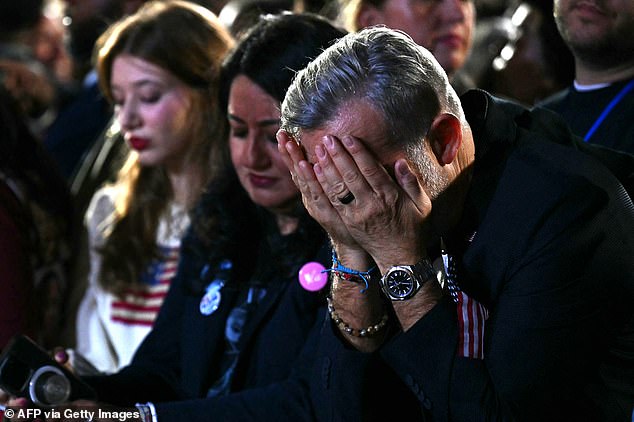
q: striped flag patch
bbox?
[442,248,489,359]
[455,290,489,359]
[110,246,179,326]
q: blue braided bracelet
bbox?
[323,250,377,293]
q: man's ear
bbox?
[356,4,383,28]
[428,113,462,165]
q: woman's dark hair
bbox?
[188,13,345,292]
[219,12,346,110]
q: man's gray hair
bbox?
[280,26,463,149]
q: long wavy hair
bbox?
[94,0,233,294]
[188,13,346,292]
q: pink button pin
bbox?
[298,262,328,291]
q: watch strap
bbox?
[413,257,435,283]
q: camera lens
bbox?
[29,365,71,406]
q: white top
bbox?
[75,186,189,373]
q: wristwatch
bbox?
[380,258,436,301]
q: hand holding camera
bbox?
[0,335,96,407]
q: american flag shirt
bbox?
[110,246,178,327]
[76,188,188,373]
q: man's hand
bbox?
[279,130,441,346]
[279,131,433,272]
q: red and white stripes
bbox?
[455,290,489,359]
[110,246,178,326]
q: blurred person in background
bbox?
[337,0,476,93]
[33,0,75,85]
[464,0,574,106]
[0,0,75,137]
[539,0,634,153]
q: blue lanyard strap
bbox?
[584,79,634,142]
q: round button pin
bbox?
[298,262,328,291]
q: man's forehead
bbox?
[300,99,387,147]
[297,100,397,165]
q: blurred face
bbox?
[360,0,475,75]
[29,16,73,82]
[228,75,299,214]
[554,0,634,65]
[111,55,196,171]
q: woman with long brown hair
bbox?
[75,0,233,373]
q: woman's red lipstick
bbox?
[129,136,150,151]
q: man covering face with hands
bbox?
[278,27,634,421]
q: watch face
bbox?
[384,268,416,300]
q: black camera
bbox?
[0,335,96,407]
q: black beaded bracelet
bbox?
[326,297,389,337]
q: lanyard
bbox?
[584,79,634,142]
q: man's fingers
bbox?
[277,130,297,175]
[336,135,395,194]
[394,159,430,213]
[313,140,354,205]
